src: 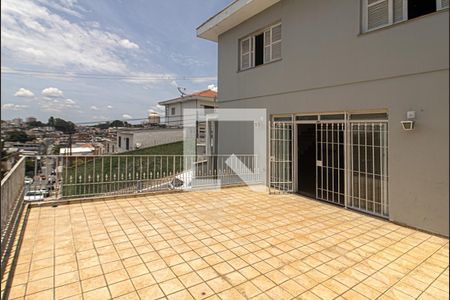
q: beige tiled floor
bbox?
[4,187,449,299]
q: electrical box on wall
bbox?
[406,111,416,119]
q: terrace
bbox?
[1,156,449,299]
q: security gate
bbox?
[348,121,388,217]
[269,122,293,193]
[316,123,345,206]
[269,113,389,218]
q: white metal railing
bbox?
[1,156,26,277]
[1,156,25,232]
[22,154,261,200]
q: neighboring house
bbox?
[159,89,218,156]
[198,0,449,236]
[116,128,183,153]
[59,146,94,156]
[4,142,46,155]
[103,139,116,154]
[158,89,218,127]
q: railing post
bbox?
[173,156,176,177]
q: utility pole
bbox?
[68,133,73,156]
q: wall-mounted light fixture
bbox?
[401,111,416,131]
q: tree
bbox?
[48,116,55,127]
[27,121,46,128]
[52,145,62,155]
[93,120,129,129]
[93,122,110,130]
[110,120,127,128]
[5,130,32,142]
[54,118,76,134]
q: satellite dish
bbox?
[177,87,188,97]
[135,142,142,149]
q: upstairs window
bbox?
[118,136,121,148]
[125,138,130,150]
[171,107,176,115]
[363,0,448,32]
[240,23,282,71]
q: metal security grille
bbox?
[269,122,293,193]
[316,123,345,205]
[270,113,389,218]
[348,122,388,217]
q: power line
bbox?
[1,68,217,81]
[74,113,206,125]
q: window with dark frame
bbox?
[171,107,176,115]
[363,0,448,32]
[239,23,282,71]
[118,136,121,148]
[125,138,129,150]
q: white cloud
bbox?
[92,115,108,121]
[123,71,175,85]
[107,105,113,109]
[14,88,34,97]
[190,76,218,84]
[148,104,165,114]
[208,84,218,92]
[2,103,29,110]
[36,0,85,18]
[122,114,132,119]
[1,0,139,74]
[90,105,99,111]
[42,87,63,97]
[170,53,205,67]
[119,39,139,49]
[38,97,78,112]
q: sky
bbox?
[1,0,229,123]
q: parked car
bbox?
[24,191,45,201]
[38,188,50,197]
[24,177,34,185]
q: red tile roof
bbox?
[191,89,217,98]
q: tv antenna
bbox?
[177,87,188,97]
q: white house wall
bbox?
[116,129,183,152]
[215,0,449,236]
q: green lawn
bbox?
[61,142,185,197]
[119,141,183,156]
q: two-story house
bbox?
[198,0,449,236]
[115,127,183,153]
[158,89,218,127]
[159,89,218,156]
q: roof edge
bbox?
[197,0,281,42]
[158,95,216,106]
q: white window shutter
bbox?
[271,42,282,61]
[438,0,449,9]
[240,37,251,70]
[393,0,407,23]
[366,0,392,31]
[271,24,282,43]
[264,29,271,63]
[270,24,282,61]
[250,37,255,68]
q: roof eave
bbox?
[158,95,216,106]
[197,0,281,42]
